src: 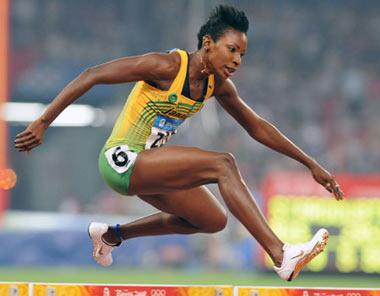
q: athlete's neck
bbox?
[189,50,211,82]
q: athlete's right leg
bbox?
[127,145,284,266]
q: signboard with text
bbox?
[33,284,232,296]
[237,287,380,296]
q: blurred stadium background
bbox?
[1,0,380,287]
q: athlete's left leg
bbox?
[102,186,228,244]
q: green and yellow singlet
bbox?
[105,49,215,152]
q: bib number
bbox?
[146,127,176,149]
[105,145,137,174]
[145,114,183,149]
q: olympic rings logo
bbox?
[150,289,166,296]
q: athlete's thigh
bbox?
[129,146,223,195]
[138,186,227,228]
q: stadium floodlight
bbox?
[0,102,106,127]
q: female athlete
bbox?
[15,5,343,281]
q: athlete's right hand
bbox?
[14,119,47,152]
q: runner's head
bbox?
[197,5,249,79]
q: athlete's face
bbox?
[205,29,248,79]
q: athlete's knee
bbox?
[215,152,238,176]
[201,210,228,233]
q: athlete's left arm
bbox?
[214,78,344,200]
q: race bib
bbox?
[145,114,183,149]
[104,145,137,174]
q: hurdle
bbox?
[235,286,380,296]
[1,283,379,296]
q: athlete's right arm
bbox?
[14,52,179,152]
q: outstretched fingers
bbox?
[14,119,47,153]
[14,131,42,152]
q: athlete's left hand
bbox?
[309,164,344,200]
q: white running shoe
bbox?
[274,228,329,281]
[88,222,115,267]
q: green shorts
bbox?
[98,145,139,195]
